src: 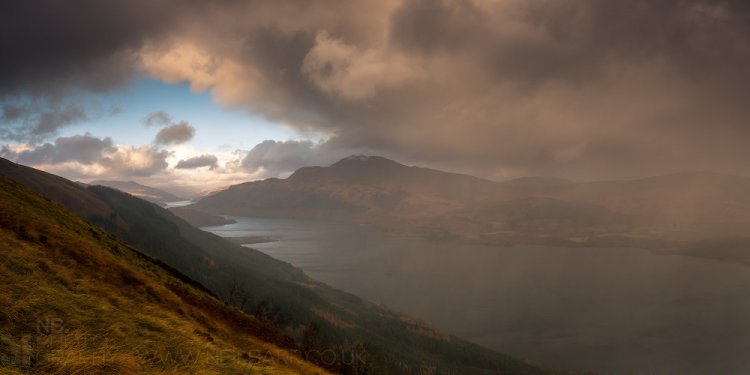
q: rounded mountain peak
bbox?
[330,155,405,169]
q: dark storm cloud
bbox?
[175,154,219,170]
[0,0,191,97]
[390,0,750,83]
[2,0,750,179]
[154,121,195,145]
[0,1,219,142]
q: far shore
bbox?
[224,235,277,245]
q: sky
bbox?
[1,0,749,194]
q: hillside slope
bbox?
[0,176,328,374]
[0,159,114,219]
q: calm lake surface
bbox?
[204,216,750,375]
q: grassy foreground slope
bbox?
[0,176,329,374]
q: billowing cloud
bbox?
[1,135,170,179]
[302,31,424,100]
[241,139,348,177]
[99,145,171,177]
[4,134,115,165]
[140,41,261,107]
[2,0,750,179]
[154,121,195,145]
[175,154,218,170]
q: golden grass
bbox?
[0,177,330,375]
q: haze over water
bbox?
[206,216,750,375]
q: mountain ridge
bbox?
[193,155,750,246]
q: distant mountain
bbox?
[0,175,327,374]
[0,157,547,375]
[289,155,504,202]
[193,155,503,221]
[89,179,184,205]
[193,155,750,246]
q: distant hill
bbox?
[289,155,503,202]
[193,155,502,221]
[0,157,548,375]
[89,179,184,205]
[193,155,750,246]
[0,175,328,374]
